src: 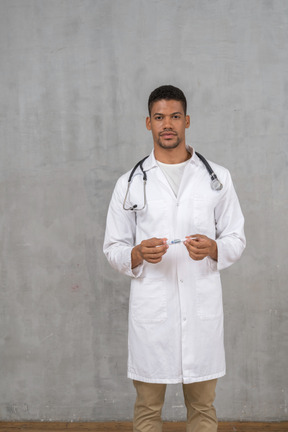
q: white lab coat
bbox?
[103,147,245,384]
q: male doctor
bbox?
[103,85,245,432]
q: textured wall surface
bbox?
[0,0,287,422]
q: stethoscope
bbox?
[123,152,223,211]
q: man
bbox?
[103,85,245,432]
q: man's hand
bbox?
[131,238,168,268]
[184,235,218,261]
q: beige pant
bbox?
[133,379,218,432]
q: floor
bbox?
[0,422,287,432]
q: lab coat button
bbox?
[180,279,183,283]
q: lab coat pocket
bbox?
[193,196,215,232]
[196,273,223,320]
[131,278,167,323]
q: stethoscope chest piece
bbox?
[195,152,223,191]
[210,176,223,191]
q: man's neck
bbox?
[154,146,192,164]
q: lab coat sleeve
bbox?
[103,177,144,278]
[214,170,246,271]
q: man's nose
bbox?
[163,116,172,129]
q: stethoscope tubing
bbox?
[123,152,223,211]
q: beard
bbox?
[156,134,181,149]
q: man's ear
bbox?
[146,116,151,130]
[185,115,190,129]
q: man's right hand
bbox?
[131,238,168,268]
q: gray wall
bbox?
[0,0,287,422]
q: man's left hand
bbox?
[184,234,218,261]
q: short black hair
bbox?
[148,85,187,116]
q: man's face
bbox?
[146,99,190,150]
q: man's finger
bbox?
[190,242,209,250]
[147,258,163,263]
[185,238,209,250]
[142,245,168,254]
[143,251,167,260]
[142,237,167,247]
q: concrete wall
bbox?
[0,0,287,422]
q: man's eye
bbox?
[173,115,180,119]
[155,116,162,120]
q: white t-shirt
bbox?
[157,159,190,197]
